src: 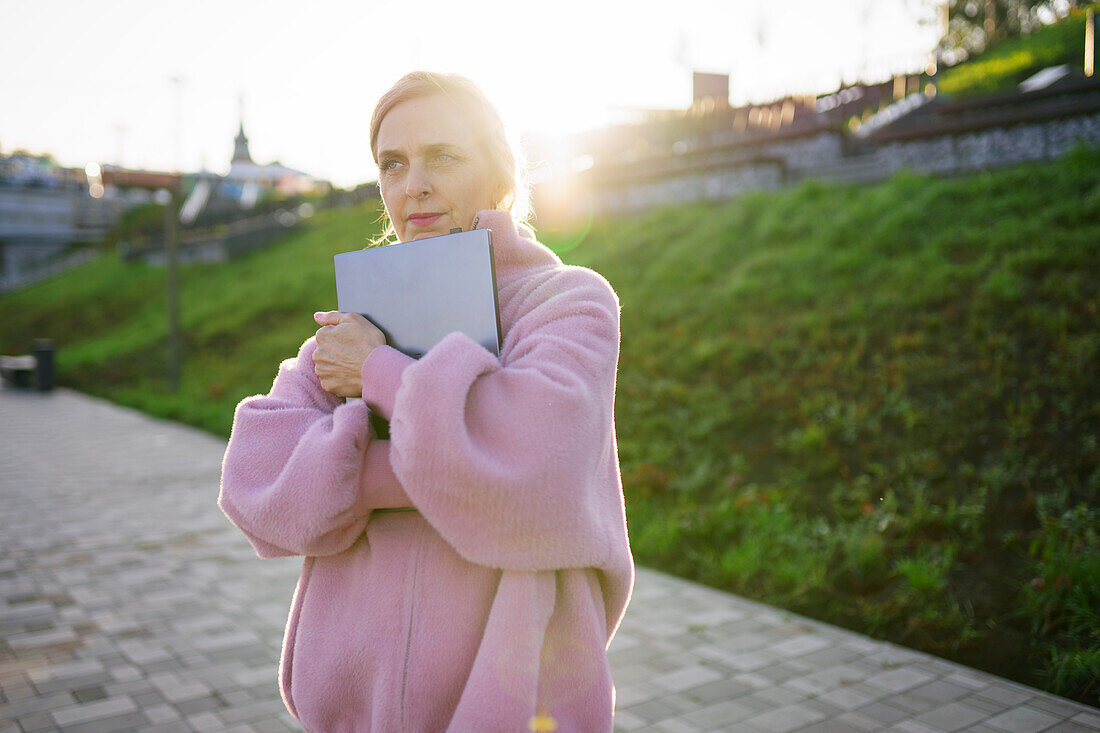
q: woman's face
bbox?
[375,95,498,242]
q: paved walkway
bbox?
[0,386,1097,733]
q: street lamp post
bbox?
[166,76,183,392]
[164,188,181,392]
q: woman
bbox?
[219,71,633,732]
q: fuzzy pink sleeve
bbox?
[218,338,412,558]
[362,268,624,572]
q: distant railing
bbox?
[0,248,99,293]
[119,209,306,265]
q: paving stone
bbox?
[730,672,774,691]
[50,695,138,727]
[185,711,226,732]
[909,679,973,704]
[7,628,79,651]
[724,651,776,672]
[855,700,913,726]
[890,721,943,733]
[800,697,843,718]
[681,677,753,705]
[749,685,808,707]
[743,703,827,732]
[839,710,894,731]
[968,693,1018,714]
[660,691,709,714]
[71,685,109,703]
[0,690,77,719]
[770,634,832,659]
[13,715,52,733]
[1037,723,1099,733]
[222,689,256,706]
[800,644,864,668]
[985,705,1063,733]
[614,709,647,731]
[142,722,192,733]
[802,720,877,733]
[942,671,991,690]
[142,703,182,724]
[106,664,141,682]
[621,698,682,723]
[680,699,757,729]
[754,661,811,684]
[784,662,869,696]
[978,685,1037,707]
[216,698,289,725]
[25,659,105,687]
[1071,712,1100,730]
[817,684,878,711]
[916,700,991,731]
[131,689,166,708]
[652,665,724,694]
[1029,697,1092,719]
[651,719,704,733]
[686,608,744,628]
[888,690,945,714]
[60,710,149,733]
[231,665,277,689]
[865,667,938,694]
[614,680,664,708]
[174,693,225,716]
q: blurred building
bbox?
[180,120,329,226]
[693,72,730,106]
[0,150,127,289]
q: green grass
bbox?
[3,147,1099,705]
[937,4,1098,98]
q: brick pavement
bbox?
[1,385,1098,732]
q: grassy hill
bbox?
[3,147,1099,704]
[936,3,1098,98]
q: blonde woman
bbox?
[219,71,632,731]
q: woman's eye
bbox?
[436,153,457,163]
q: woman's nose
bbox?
[405,163,431,199]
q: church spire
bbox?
[232,94,252,163]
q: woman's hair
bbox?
[369,71,530,241]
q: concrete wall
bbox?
[583,112,1100,215]
[875,112,1100,175]
[594,161,785,215]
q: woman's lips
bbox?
[408,213,443,227]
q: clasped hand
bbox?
[312,311,387,397]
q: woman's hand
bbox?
[312,311,387,397]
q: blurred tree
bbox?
[941,0,1087,59]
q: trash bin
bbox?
[33,339,55,391]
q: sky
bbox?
[0,0,941,188]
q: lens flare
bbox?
[540,199,594,256]
[528,715,558,732]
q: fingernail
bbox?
[314,311,326,319]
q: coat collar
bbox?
[472,210,560,274]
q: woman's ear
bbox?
[493,184,510,211]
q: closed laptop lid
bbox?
[334,229,501,359]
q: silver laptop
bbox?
[334,229,502,360]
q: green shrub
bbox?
[1023,503,1100,704]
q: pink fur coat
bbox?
[218,211,633,732]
